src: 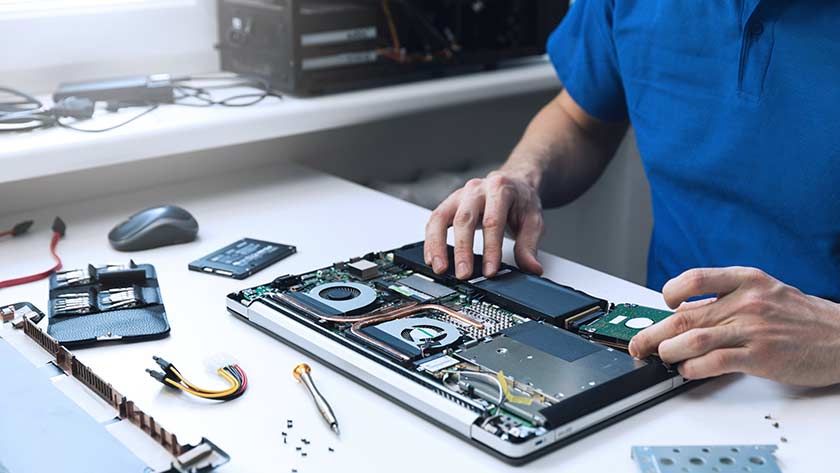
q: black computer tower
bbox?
[217,0,567,96]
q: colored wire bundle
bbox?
[377,0,457,63]
[146,356,248,401]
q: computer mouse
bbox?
[108,205,198,251]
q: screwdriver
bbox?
[293,363,340,435]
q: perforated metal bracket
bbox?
[164,438,231,473]
[632,445,781,473]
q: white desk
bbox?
[0,163,836,472]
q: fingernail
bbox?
[457,262,468,279]
[628,340,637,358]
[483,262,494,276]
[432,256,443,273]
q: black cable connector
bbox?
[145,369,170,385]
[152,355,180,378]
[153,355,173,370]
[12,220,33,236]
[52,217,66,237]
[51,97,95,120]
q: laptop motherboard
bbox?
[227,242,677,452]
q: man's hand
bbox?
[422,90,628,280]
[424,169,544,279]
[629,267,840,387]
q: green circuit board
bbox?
[580,303,673,348]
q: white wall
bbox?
[0,0,218,93]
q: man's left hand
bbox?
[629,267,840,387]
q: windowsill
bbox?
[0,0,195,19]
[0,61,559,185]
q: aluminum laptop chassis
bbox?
[225,244,689,464]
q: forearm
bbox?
[424,90,629,279]
[501,91,628,208]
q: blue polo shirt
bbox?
[547,0,840,301]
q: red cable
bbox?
[0,228,63,289]
[234,364,248,393]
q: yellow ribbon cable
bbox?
[497,370,533,406]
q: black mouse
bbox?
[108,205,199,251]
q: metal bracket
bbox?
[632,445,781,473]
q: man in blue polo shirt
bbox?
[425,0,840,386]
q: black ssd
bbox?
[189,238,296,280]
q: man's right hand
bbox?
[423,168,545,280]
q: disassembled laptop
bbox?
[1,242,786,469]
[227,242,688,463]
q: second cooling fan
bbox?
[360,317,462,359]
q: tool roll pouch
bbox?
[47,261,170,347]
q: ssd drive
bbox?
[189,238,296,279]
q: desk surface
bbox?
[0,61,557,185]
[0,163,836,472]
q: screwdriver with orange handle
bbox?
[293,363,340,436]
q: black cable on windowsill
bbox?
[0,74,282,134]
